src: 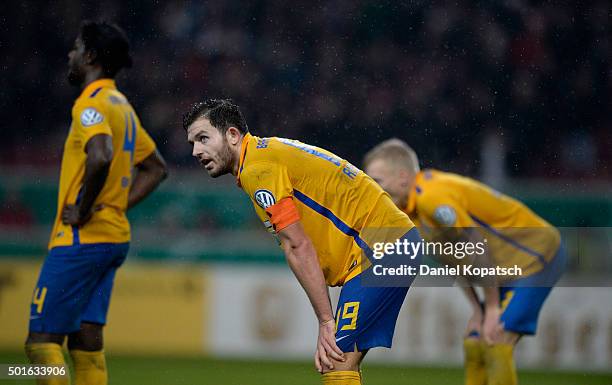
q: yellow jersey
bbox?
[48,79,156,249]
[404,169,561,277]
[237,133,414,286]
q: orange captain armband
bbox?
[265,197,300,231]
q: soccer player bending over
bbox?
[26,21,167,385]
[183,99,421,385]
[364,139,566,385]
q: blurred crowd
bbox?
[1,0,610,179]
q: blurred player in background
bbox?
[25,21,168,385]
[363,139,566,385]
[183,99,421,385]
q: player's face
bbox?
[365,158,409,207]
[67,37,86,86]
[187,118,234,178]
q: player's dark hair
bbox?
[182,99,249,134]
[79,20,133,77]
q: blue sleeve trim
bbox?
[293,189,370,252]
[89,87,103,98]
[468,213,547,266]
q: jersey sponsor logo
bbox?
[80,107,104,127]
[433,205,457,226]
[254,189,276,209]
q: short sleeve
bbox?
[240,161,299,232]
[133,125,157,164]
[73,101,112,146]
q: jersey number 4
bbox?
[32,287,47,314]
[123,111,137,161]
[121,112,137,187]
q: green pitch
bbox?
[1,352,610,385]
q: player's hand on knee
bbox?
[483,306,504,345]
[315,319,345,373]
[314,347,324,373]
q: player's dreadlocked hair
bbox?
[80,20,133,77]
[183,99,249,134]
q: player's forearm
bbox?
[469,231,499,310]
[78,152,111,218]
[283,240,334,323]
[127,170,165,209]
[482,286,500,310]
[127,167,167,209]
[460,283,482,313]
[128,150,168,209]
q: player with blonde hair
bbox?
[364,138,566,385]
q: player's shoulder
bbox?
[432,171,503,200]
[416,170,458,198]
[88,89,131,106]
[240,159,280,181]
[72,95,106,129]
[238,159,285,197]
[421,169,464,184]
[75,87,133,124]
[74,82,130,109]
[245,135,288,161]
[414,170,467,215]
[243,134,335,172]
[72,87,105,118]
[241,136,278,174]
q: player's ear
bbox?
[226,126,242,146]
[83,49,97,66]
[398,169,411,187]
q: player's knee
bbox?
[321,352,362,374]
[463,337,485,358]
[68,322,104,351]
[321,363,360,375]
[500,331,520,346]
[26,332,65,346]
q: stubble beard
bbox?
[208,139,236,178]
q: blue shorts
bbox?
[29,242,129,334]
[334,227,422,352]
[499,243,567,335]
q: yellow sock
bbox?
[464,338,487,385]
[69,350,107,385]
[484,344,518,385]
[25,343,69,385]
[322,370,361,384]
